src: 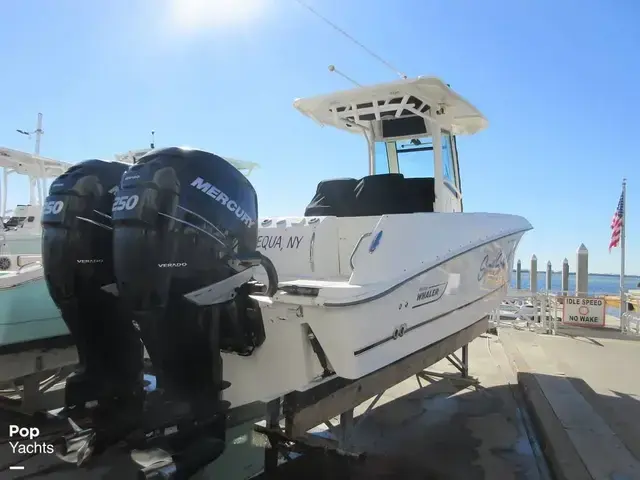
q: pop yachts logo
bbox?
[478,251,507,281]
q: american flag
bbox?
[609,190,624,251]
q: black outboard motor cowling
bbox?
[112,147,272,479]
[42,160,144,408]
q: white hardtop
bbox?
[0,146,74,221]
[114,148,260,177]
[293,76,487,140]
[292,75,488,213]
[0,146,72,178]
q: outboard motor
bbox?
[42,160,145,456]
[110,147,276,479]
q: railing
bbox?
[490,291,560,334]
[491,290,640,336]
[622,291,640,334]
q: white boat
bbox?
[48,75,531,477]
[0,146,74,351]
[227,76,531,398]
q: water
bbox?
[510,272,640,317]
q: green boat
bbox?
[0,265,69,348]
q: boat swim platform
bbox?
[0,316,552,479]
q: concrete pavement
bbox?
[500,326,640,480]
[1,333,550,479]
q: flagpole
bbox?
[620,178,627,331]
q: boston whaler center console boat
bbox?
[46,76,531,478]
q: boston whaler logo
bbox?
[190,177,255,228]
[413,282,447,308]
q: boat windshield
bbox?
[396,138,435,178]
[374,134,457,188]
[374,137,435,178]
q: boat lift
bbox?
[253,316,485,476]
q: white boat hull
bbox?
[219,212,530,408]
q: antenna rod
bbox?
[328,65,362,87]
[150,130,155,149]
[293,0,407,80]
[34,112,43,156]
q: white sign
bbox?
[562,296,606,327]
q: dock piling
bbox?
[561,258,569,295]
[530,255,538,293]
[576,244,589,295]
[546,261,552,291]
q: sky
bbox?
[1,0,639,275]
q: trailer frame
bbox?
[256,315,487,475]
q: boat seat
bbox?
[304,178,359,217]
[304,174,435,217]
[353,173,407,216]
[403,177,435,213]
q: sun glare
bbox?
[168,0,268,31]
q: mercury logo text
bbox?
[190,177,255,227]
[158,263,188,268]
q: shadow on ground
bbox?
[256,376,543,480]
[6,351,638,479]
[520,371,640,476]
[1,371,534,480]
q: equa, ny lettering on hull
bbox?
[257,235,303,250]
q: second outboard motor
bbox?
[111,147,276,479]
[42,160,145,440]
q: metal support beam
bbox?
[283,317,486,438]
[252,317,487,476]
[263,398,281,473]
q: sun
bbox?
[167,0,268,31]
